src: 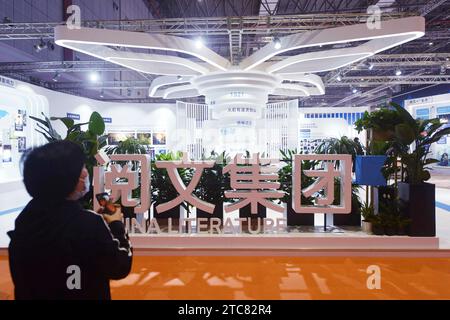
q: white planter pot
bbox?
[362,220,373,234]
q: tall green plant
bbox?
[278,149,317,204]
[315,136,365,165]
[194,151,231,206]
[105,137,148,170]
[391,103,450,184]
[151,151,192,212]
[354,108,403,133]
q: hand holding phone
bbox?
[95,192,118,215]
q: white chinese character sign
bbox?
[93,151,151,214]
[292,154,352,214]
[224,153,284,214]
[92,151,353,234]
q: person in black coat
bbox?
[8,140,132,300]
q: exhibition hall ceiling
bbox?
[0,0,449,107]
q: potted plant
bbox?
[278,149,316,226]
[354,107,403,141]
[105,137,150,220]
[360,202,375,233]
[30,111,106,209]
[151,151,192,229]
[396,215,411,236]
[371,215,385,235]
[194,151,231,225]
[390,103,450,236]
[383,214,397,236]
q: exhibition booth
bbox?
[1,73,447,255]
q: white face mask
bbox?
[81,174,90,197]
[70,174,90,200]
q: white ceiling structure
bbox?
[54,16,424,120]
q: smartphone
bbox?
[95,192,117,215]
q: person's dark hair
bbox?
[22,141,86,201]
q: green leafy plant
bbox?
[194,151,231,208]
[361,202,375,222]
[105,137,149,170]
[354,107,403,134]
[151,151,192,213]
[105,137,150,203]
[376,199,411,235]
[278,149,317,205]
[315,136,365,169]
[30,112,106,208]
[390,103,450,184]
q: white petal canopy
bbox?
[55,16,424,109]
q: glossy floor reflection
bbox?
[1,255,450,300]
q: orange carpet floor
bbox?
[1,255,450,300]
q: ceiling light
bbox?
[89,72,100,82]
[429,42,433,46]
[395,69,402,76]
[33,39,47,53]
[195,37,204,49]
[352,87,358,94]
[273,37,281,50]
[336,75,342,81]
[368,63,374,70]
[52,73,61,82]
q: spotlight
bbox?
[395,69,402,76]
[195,37,204,49]
[33,39,47,53]
[273,37,281,50]
[52,73,61,82]
[368,63,374,70]
[352,87,358,94]
[177,75,183,80]
[89,72,100,82]
[336,75,342,81]
[429,42,433,46]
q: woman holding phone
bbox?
[8,140,132,300]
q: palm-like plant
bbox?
[151,151,192,213]
[105,137,148,170]
[195,151,231,207]
[315,136,365,166]
[391,103,450,184]
[278,149,317,205]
